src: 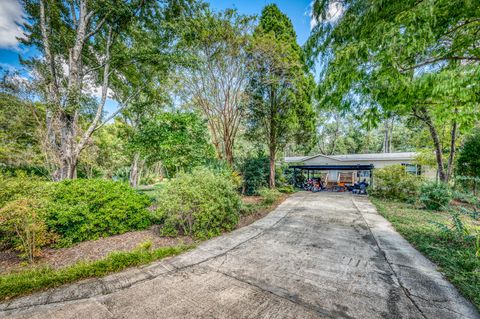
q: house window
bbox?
[358,170,371,178]
[403,164,421,175]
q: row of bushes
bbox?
[369,165,457,210]
[1,167,289,262]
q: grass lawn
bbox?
[371,198,480,309]
[0,245,193,301]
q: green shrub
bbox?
[154,168,241,239]
[420,182,453,210]
[45,179,151,246]
[240,155,269,195]
[369,165,422,201]
[0,198,58,262]
[277,185,294,194]
[258,187,281,205]
[239,202,261,216]
[0,174,51,208]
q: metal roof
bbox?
[289,164,374,170]
[284,152,417,163]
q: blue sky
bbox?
[0,0,314,112]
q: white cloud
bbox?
[0,0,25,49]
[309,1,344,30]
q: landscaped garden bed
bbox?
[0,168,289,301]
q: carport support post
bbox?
[370,169,373,187]
[293,168,297,187]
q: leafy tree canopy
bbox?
[132,112,215,175]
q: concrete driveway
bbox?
[1,192,479,319]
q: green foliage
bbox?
[452,190,480,209]
[239,202,262,216]
[372,199,480,308]
[0,92,44,168]
[0,173,51,208]
[133,112,215,176]
[277,185,295,194]
[247,4,316,186]
[431,208,479,244]
[45,179,151,246]
[420,182,453,211]
[240,155,269,195]
[0,198,58,262]
[0,244,192,301]
[307,0,480,182]
[258,187,281,205]
[154,168,241,239]
[457,129,480,177]
[457,130,480,192]
[369,165,422,201]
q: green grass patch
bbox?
[371,198,480,309]
[0,244,193,301]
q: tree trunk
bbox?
[425,117,446,182]
[413,107,447,182]
[269,147,276,188]
[224,139,234,167]
[129,153,140,187]
[446,119,458,182]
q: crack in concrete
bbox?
[214,268,349,319]
[351,198,428,319]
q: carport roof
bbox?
[284,152,417,163]
[289,164,374,170]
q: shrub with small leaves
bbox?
[0,198,58,262]
[369,165,422,201]
[45,179,151,246]
[420,182,453,210]
[258,187,281,205]
[154,168,241,239]
[0,173,51,208]
[277,185,294,194]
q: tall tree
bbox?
[179,9,253,166]
[20,0,156,180]
[307,0,480,182]
[247,4,316,188]
[107,1,199,186]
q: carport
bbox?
[289,164,374,188]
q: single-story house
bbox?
[285,152,435,187]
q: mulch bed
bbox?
[0,195,288,275]
[0,227,193,274]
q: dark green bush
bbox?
[240,155,269,195]
[154,168,241,239]
[420,182,453,210]
[369,165,422,201]
[45,179,151,246]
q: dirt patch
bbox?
[242,195,263,205]
[0,227,194,274]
